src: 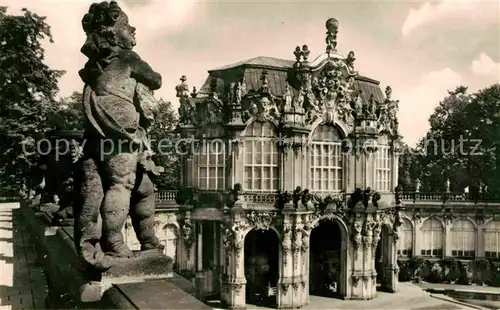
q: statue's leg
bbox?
[130,172,163,251]
[77,157,106,265]
[101,152,137,257]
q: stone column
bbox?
[277,207,294,309]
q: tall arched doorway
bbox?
[309,219,343,298]
[376,224,392,291]
[244,229,279,307]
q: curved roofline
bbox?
[207,55,380,85]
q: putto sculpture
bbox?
[76,1,164,271]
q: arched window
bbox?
[421,218,443,257]
[310,125,343,192]
[451,219,476,258]
[161,224,178,263]
[243,122,279,191]
[485,220,500,259]
[197,127,226,190]
[375,144,391,192]
[397,218,413,257]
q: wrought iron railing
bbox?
[155,190,500,204]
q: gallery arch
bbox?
[484,220,500,259]
[451,219,476,258]
[397,218,413,257]
[244,228,280,307]
[309,218,345,298]
[421,218,444,257]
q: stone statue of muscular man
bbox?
[75,1,164,271]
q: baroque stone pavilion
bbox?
[172,18,403,309]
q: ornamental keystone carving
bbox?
[246,211,277,230]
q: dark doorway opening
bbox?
[376,225,391,291]
[244,229,279,307]
[309,220,342,298]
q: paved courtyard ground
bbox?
[0,203,47,310]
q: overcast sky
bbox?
[4,0,499,146]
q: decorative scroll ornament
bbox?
[241,70,280,123]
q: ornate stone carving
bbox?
[292,281,300,292]
[377,86,399,134]
[325,18,339,54]
[241,70,280,123]
[280,282,290,294]
[351,275,360,287]
[392,208,404,243]
[181,218,194,256]
[348,187,380,209]
[351,216,362,251]
[362,214,376,260]
[246,211,277,230]
[76,0,165,271]
[281,222,292,266]
[371,214,382,254]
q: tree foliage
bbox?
[149,100,180,189]
[400,84,500,194]
[0,7,64,195]
[47,91,84,131]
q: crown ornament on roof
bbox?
[325,18,339,55]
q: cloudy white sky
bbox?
[3,0,499,146]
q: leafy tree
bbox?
[0,7,64,195]
[401,84,500,195]
[149,100,180,189]
[47,91,84,131]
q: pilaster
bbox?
[277,205,295,309]
[348,207,378,300]
[221,208,247,310]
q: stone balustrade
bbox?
[155,190,500,204]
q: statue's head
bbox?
[81,1,136,59]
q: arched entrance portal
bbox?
[376,225,392,291]
[244,229,279,307]
[309,219,343,298]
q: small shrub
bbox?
[410,256,425,281]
